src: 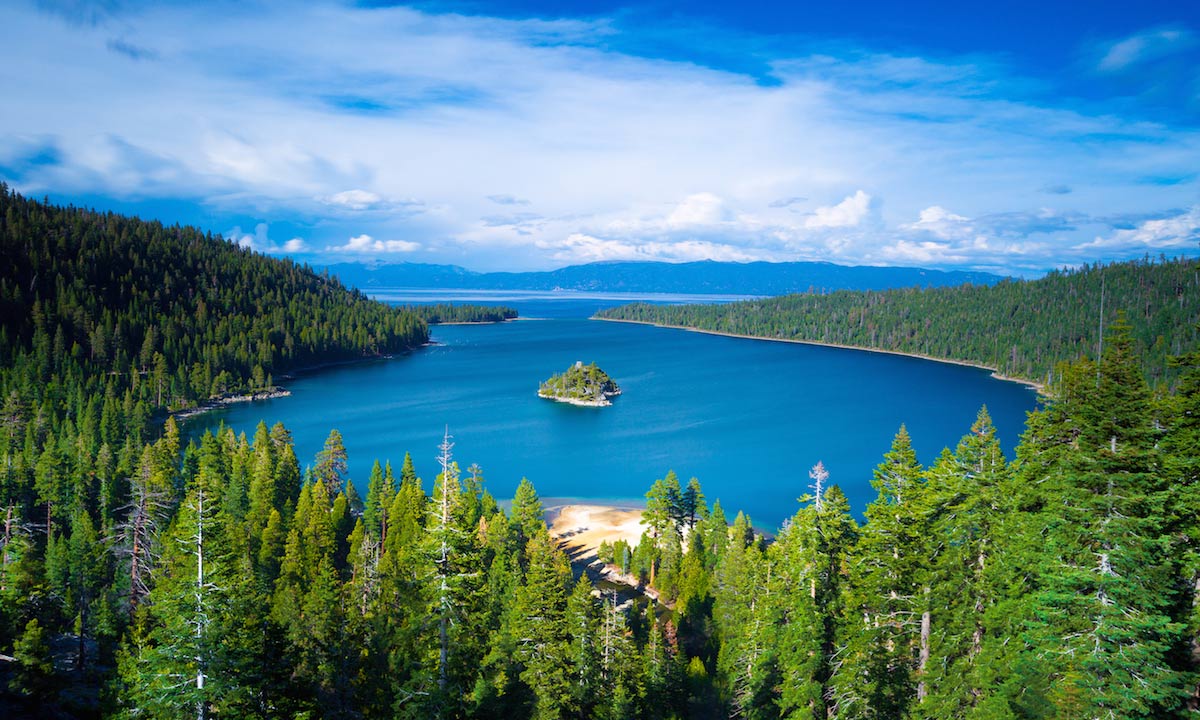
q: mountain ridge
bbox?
[323,259,1006,295]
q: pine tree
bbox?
[513,529,575,719]
[772,481,857,719]
[912,408,1009,717]
[118,474,224,719]
[831,426,927,719]
[714,511,774,718]
[566,574,603,717]
[1162,327,1200,705]
[313,428,348,504]
[510,477,545,561]
[1024,318,1188,718]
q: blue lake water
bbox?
[185,290,1039,530]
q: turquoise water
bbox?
[185,291,1039,530]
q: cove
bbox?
[184,291,1039,530]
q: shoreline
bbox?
[175,346,427,423]
[537,390,619,407]
[169,388,293,422]
[593,317,1044,393]
[428,318,516,326]
[546,503,656,602]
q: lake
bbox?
[185,290,1039,530]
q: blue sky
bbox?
[2,1,1198,275]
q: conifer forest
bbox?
[2,187,1200,720]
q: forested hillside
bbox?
[1,188,1198,717]
[0,184,428,442]
[1,315,1197,718]
[598,257,1200,387]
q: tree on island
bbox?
[537,361,622,406]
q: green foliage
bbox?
[404,303,518,324]
[4,184,1200,717]
[598,256,1200,387]
[538,361,621,404]
[0,185,428,427]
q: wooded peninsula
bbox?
[1,187,1199,719]
[596,256,1200,388]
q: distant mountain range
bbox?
[323,260,1005,295]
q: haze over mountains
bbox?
[324,260,1005,295]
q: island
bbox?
[538,360,623,406]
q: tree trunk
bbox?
[917,586,930,702]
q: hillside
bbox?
[597,257,1200,387]
[1,189,1199,718]
[325,259,1004,295]
[0,185,428,435]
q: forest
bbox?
[3,315,1199,718]
[404,303,518,325]
[596,257,1200,387]
[0,184,429,442]
[0,188,1198,718]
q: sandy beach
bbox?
[546,503,646,561]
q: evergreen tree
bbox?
[510,477,545,561]
[1024,318,1188,718]
[313,429,349,504]
[714,511,774,718]
[513,530,575,719]
[832,426,927,719]
[772,481,857,719]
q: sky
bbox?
[1,1,1199,276]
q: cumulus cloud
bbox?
[1076,206,1200,251]
[227,223,308,254]
[3,2,1198,272]
[904,205,972,240]
[804,191,872,229]
[328,233,421,253]
[665,192,729,228]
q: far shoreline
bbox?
[428,318,516,326]
[593,316,1045,393]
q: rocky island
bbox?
[538,360,623,407]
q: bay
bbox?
[185,290,1039,530]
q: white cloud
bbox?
[538,232,763,264]
[328,233,421,253]
[880,239,967,265]
[805,191,872,229]
[488,194,531,206]
[1098,28,1194,72]
[665,192,729,228]
[1,3,1197,272]
[227,223,307,255]
[325,189,382,210]
[1077,206,1200,250]
[904,205,972,240]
